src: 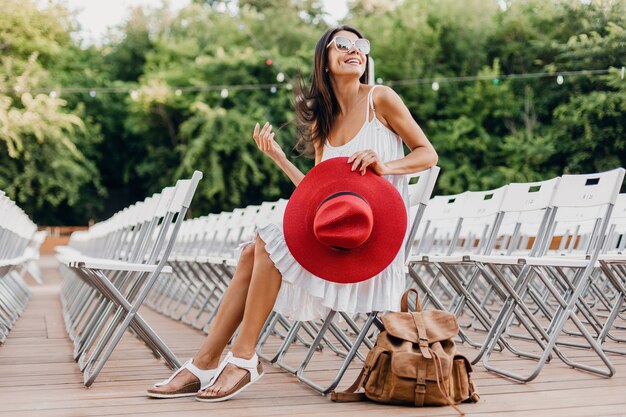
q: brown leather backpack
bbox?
[331,289,479,408]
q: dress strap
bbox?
[365,85,378,123]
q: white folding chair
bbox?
[58,171,203,386]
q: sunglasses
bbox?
[326,36,371,55]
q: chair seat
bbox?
[172,255,196,262]
[518,255,595,268]
[599,253,626,263]
[67,256,173,274]
[467,254,521,265]
[55,245,82,257]
[0,255,26,268]
[206,256,228,265]
[408,254,465,263]
[223,258,238,267]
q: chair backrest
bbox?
[0,192,37,263]
[496,177,560,256]
[457,186,508,255]
[151,171,203,265]
[411,191,469,256]
[605,193,626,252]
[544,168,625,258]
[218,206,261,256]
[404,166,441,260]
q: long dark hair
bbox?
[294,25,369,157]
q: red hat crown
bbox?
[313,192,374,250]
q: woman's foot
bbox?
[196,352,264,402]
[147,359,217,398]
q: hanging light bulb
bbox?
[130,90,139,100]
[220,88,229,98]
[431,81,440,91]
[376,77,383,84]
[89,90,97,97]
[276,72,285,82]
[49,90,58,98]
[270,86,277,94]
[556,74,564,85]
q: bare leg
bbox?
[150,243,255,393]
[203,235,282,396]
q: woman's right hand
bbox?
[253,121,286,162]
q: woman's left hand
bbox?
[348,149,389,176]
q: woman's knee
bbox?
[237,243,254,270]
[239,242,255,265]
[231,243,255,286]
[254,235,272,263]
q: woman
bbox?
[147,24,437,402]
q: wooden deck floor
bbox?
[1,257,626,417]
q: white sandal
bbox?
[195,352,264,402]
[147,358,217,398]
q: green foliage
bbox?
[0,59,105,224]
[0,1,105,224]
[1,0,625,224]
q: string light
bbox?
[2,67,620,97]
[49,90,58,98]
[386,68,614,87]
[556,74,564,85]
[220,88,229,98]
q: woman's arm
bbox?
[313,138,323,166]
[253,121,306,186]
[276,157,305,186]
[348,86,438,176]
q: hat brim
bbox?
[284,157,407,284]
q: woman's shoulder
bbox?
[370,84,401,110]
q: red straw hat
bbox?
[283,157,407,284]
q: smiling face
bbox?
[326,30,367,80]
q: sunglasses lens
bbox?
[334,37,352,51]
[355,39,370,54]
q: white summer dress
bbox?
[255,85,409,321]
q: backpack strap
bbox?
[330,366,369,402]
[401,288,423,312]
[415,363,427,406]
[412,312,432,359]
